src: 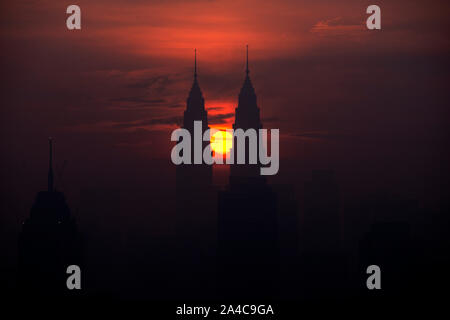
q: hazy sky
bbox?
[1,0,449,196]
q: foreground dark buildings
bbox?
[8,50,449,307]
[18,139,82,297]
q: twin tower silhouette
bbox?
[176,45,275,187]
[17,46,279,299]
[176,46,279,299]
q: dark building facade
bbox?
[229,46,264,185]
[18,139,82,297]
[176,49,212,191]
[218,47,278,298]
[175,51,217,297]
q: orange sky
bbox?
[1,0,449,160]
[1,1,450,297]
[0,0,449,223]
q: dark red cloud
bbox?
[0,0,448,197]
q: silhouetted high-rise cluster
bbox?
[175,47,281,298]
[12,48,447,305]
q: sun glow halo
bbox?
[211,130,233,155]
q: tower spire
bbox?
[246,44,249,76]
[48,137,54,192]
[194,48,197,80]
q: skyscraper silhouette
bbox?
[229,45,265,185]
[176,49,212,190]
[18,138,82,297]
[175,50,217,297]
[218,46,278,298]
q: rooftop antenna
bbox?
[246,44,249,76]
[194,48,197,80]
[48,137,54,192]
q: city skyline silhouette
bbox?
[1,0,449,315]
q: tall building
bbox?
[218,46,278,298]
[175,51,217,297]
[229,45,265,185]
[18,138,82,297]
[176,49,212,190]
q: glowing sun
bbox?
[211,130,233,155]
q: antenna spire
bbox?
[194,48,197,80]
[246,44,249,76]
[48,137,54,192]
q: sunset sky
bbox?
[1,0,449,207]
